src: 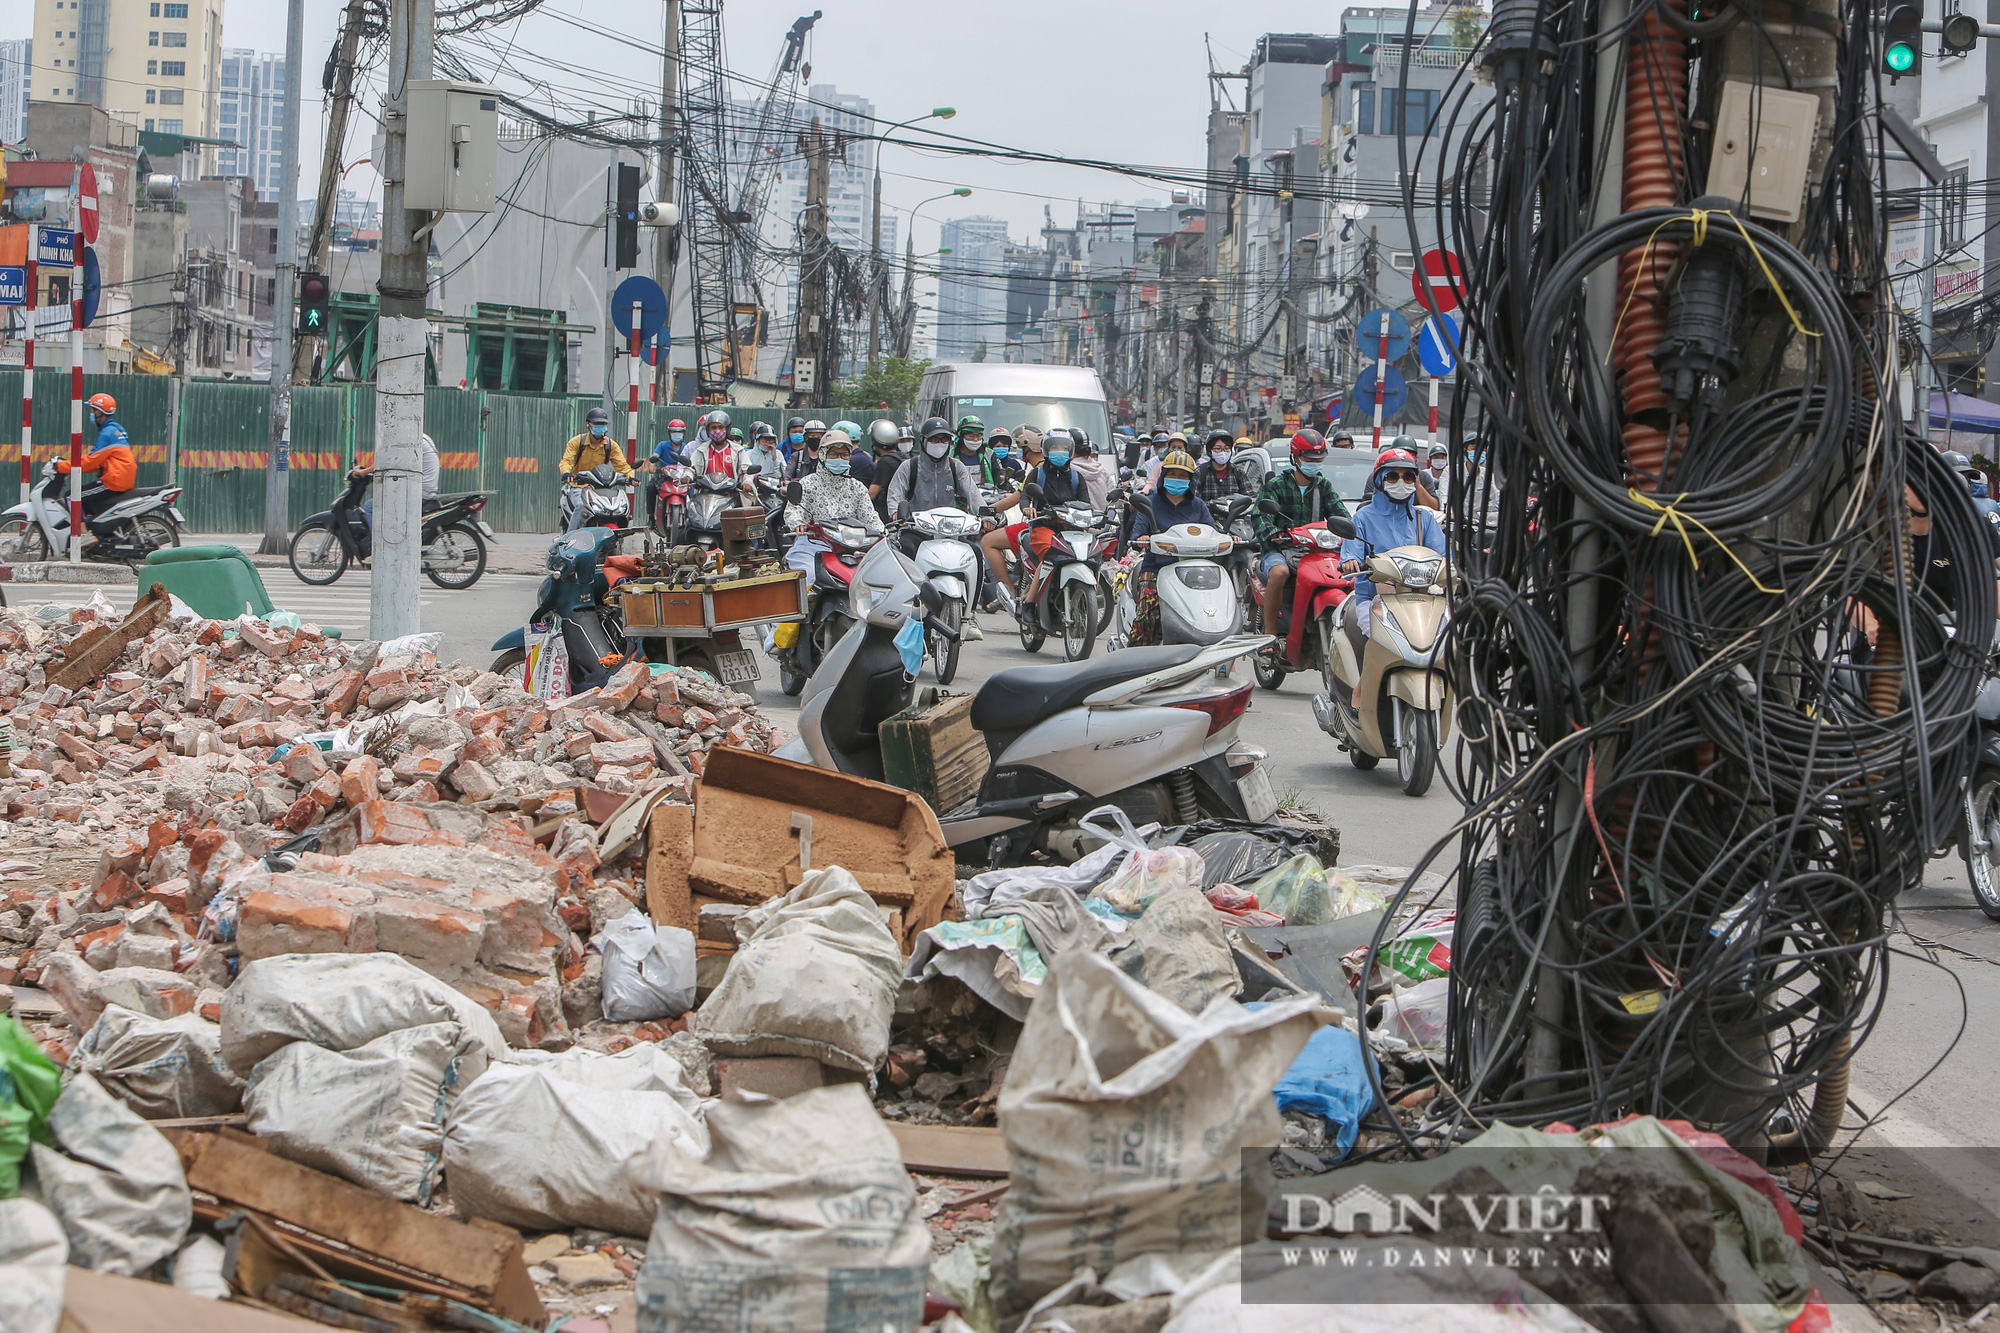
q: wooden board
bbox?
[174,1130,543,1326]
[887,1122,1009,1178]
[61,1268,328,1333]
[879,691,988,816]
[51,583,170,693]
[644,802,695,931]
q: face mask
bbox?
[824,458,851,476]
[925,440,951,459]
[992,446,1011,460]
[1298,461,1323,478]
[1047,451,1071,468]
[1974,478,1991,500]
[789,432,804,445]
[668,432,683,443]
[1163,477,1190,498]
[1382,480,1417,501]
[895,613,926,676]
[898,440,913,453]
[590,425,608,438]
[709,432,728,445]
[1212,450,1233,466]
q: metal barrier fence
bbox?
[0,372,903,534]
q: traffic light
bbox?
[1941,9,1981,55]
[297,271,330,336]
[1883,1,1921,73]
[614,163,640,270]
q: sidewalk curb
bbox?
[4,562,135,585]
[234,552,548,578]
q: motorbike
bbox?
[561,462,635,533]
[905,506,984,684]
[1961,649,2000,920]
[684,468,750,551]
[1248,505,1357,690]
[490,524,646,695]
[652,463,693,542]
[289,470,495,589]
[1311,538,1453,797]
[1109,519,1245,650]
[1013,483,1115,661]
[0,462,185,565]
[775,540,1280,866]
[775,494,885,697]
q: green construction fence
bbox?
[0,372,903,535]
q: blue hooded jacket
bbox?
[1342,464,1447,602]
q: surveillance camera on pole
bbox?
[638,200,681,227]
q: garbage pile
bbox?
[0,604,1879,1333]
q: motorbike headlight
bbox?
[1313,529,1342,550]
[1394,556,1442,587]
[851,579,879,619]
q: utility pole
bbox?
[370,0,434,640]
[260,0,305,555]
[793,117,837,409]
[304,0,373,381]
[1286,238,1312,426]
[654,0,680,404]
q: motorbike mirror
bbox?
[1023,482,1045,501]
[976,505,996,518]
[1118,467,1135,481]
[916,582,945,614]
[1324,516,1357,539]
[742,462,762,476]
[785,481,803,505]
[1257,498,1284,517]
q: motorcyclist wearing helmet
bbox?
[1945,450,2000,557]
[741,422,784,491]
[784,416,809,458]
[560,406,632,482]
[787,419,829,480]
[691,411,739,483]
[1330,428,1358,450]
[65,393,138,529]
[981,427,1087,606]
[782,430,879,573]
[866,419,906,522]
[1342,448,1448,696]
[652,419,688,471]
[833,420,876,486]
[1254,429,1351,645]
[1071,433,1113,508]
[1195,427,1252,504]
[1359,435,1439,509]
[1125,450,1218,645]
[888,415,981,556]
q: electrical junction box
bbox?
[1706,81,1820,224]
[404,80,501,213]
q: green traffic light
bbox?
[1886,40,1916,72]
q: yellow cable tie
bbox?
[1627,488,1785,594]
[1603,209,1819,367]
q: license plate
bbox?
[1238,763,1279,823]
[714,649,761,685]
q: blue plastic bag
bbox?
[1268,1021,1373,1158]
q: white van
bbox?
[916,363,1111,447]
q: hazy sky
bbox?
[6,0,1345,248]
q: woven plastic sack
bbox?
[71,1007,244,1120]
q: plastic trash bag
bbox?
[962,835,1133,918]
[1379,975,1450,1052]
[694,866,903,1072]
[220,952,508,1078]
[989,951,1335,1318]
[1203,885,1286,929]
[445,1053,709,1237]
[377,631,445,658]
[524,622,570,700]
[1247,855,1332,925]
[1186,832,1292,890]
[0,1197,67,1333]
[906,915,1048,1021]
[27,1073,190,1275]
[1265,1020,1373,1158]
[599,909,698,1022]
[172,1234,230,1299]
[1,1016,62,1197]
[634,1084,931,1333]
[1081,807,1203,917]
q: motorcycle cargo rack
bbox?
[619,567,808,638]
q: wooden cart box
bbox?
[620,569,808,638]
[879,688,989,816]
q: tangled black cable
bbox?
[1364,0,1998,1148]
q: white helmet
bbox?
[869,419,900,448]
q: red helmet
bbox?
[1374,447,1419,473]
[668,418,686,430]
[1290,428,1326,457]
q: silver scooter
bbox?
[776,540,1280,866]
[1108,520,1245,651]
[906,505,983,684]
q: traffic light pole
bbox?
[260,0,305,556]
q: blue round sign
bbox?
[1356,308,1410,361]
[611,275,668,340]
[1355,365,1408,416]
[1418,313,1459,377]
[80,246,100,329]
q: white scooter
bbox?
[906,506,984,684]
[1108,522,1243,652]
[0,462,185,564]
[560,462,633,532]
[776,540,1280,866]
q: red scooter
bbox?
[1248,509,1354,690]
[653,463,693,542]
[776,511,884,696]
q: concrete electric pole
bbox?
[654,0,680,403]
[370,0,434,640]
[792,117,838,408]
[259,0,305,556]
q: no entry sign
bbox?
[1412,248,1464,313]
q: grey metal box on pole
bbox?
[403,81,502,213]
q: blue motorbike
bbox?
[491,525,644,694]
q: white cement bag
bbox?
[26,1073,191,1275]
[243,1020,485,1204]
[220,951,509,1076]
[599,909,698,1022]
[0,1197,68,1333]
[500,1043,705,1116]
[693,867,902,1072]
[71,1005,245,1119]
[445,1056,709,1237]
[989,951,1334,1318]
[633,1084,931,1333]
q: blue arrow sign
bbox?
[0,267,24,307]
[80,246,100,328]
[1418,312,1460,377]
[611,275,668,340]
[1357,308,1410,361]
[36,226,75,267]
[1355,365,1408,416]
